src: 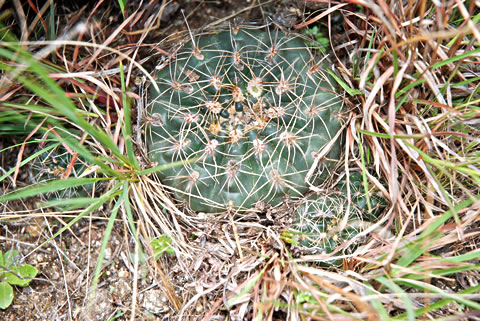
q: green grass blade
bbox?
[376,276,415,321]
[357,131,372,211]
[55,132,120,178]
[122,181,141,252]
[227,269,265,308]
[404,264,480,281]
[364,282,390,320]
[31,184,122,253]
[327,69,363,96]
[119,62,140,170]
[89,190,122,294]
[0,46,130,166]
[38,197,103,210]
[420,198,476,239]
[430,47,480,70]
[395,238,435,268]
[0,143,59,183]
[396,278,480,310]
[441,250,480,263]
[0,177,108,202]
[393,284,480,320]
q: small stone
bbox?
[118,270,130,278]
[142,289,169,315]
[104,247,112,260]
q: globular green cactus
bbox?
[31,144,91,199]
[288,192,364,260]
[287,172,387,263]
[337,172,388,221]
[146,27,344,212]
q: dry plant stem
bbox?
[25,0,50,37]
[304,271,380,321]
[203,253,279,321]
[203,0,274,29]
[85,12,136,67]
[183,252,275,321]
[289,265,335,319]
[455,0,480,44]
[49,73,120,102]
[72,2,99,64]
[0,39,160,92]
[383,204,413,268]
[133,178,189,248]
[0,24,88,89]
[229,213,244,260]
[122,0,168,36]
[130,227,140,321]
[349,118,389,199]
[203,270,262,321]
[139,218,183,312]
[12,119,46,187]
[385,24,476,57]
[388,55,412,206]
[294,3,349,29]
[125,34,150,91]
[12,0,27,41]
[341,121,353,232]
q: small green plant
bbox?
[336,171,388,221]
[117,0,128,18]
[151,235,175,259]
[146,27,345,212]
[0,250,38,309]
[304,25,330,49]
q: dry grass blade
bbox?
[303,271,380,321]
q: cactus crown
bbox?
[146,26,345,212]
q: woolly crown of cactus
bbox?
[146,26,345,212]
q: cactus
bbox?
[30,144,91,199]
[337,172,388,221]
[287,172,387,263]
[289,193,363,258]
[146,27,344,212]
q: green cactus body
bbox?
[290,193,363,259]
[146,27,344,212]
[338,172,388,221]
[289,172,387,264]
[31,145,91,199]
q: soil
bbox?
[0,1,327,320]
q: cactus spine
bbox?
[146,27,344,212]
